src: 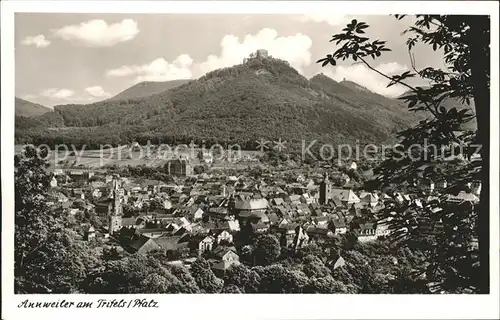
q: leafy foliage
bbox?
[318,15,489,293]
[223,264,261,293]
[190,258,224,293]
[15,146,95,293]
[254,234,281,266]
[254,264,308,293]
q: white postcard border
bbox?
[2,1,499,320]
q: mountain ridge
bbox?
[15,98,52,117]
[108,79,192,101]
[14,55,449,149]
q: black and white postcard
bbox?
[2,1,499,320]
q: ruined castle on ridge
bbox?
[243,49,270,64]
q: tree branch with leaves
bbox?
[318,15,490,293]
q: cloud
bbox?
[41,88,75,100]
[28,87,109,106]
[21,94,38,101]
[196,28,313,76]
[297,13,347,26]
[106,54,194,82]
[21,34,51,48]
[52,19,139,47]
[322,62,409,97]
[105,29,312,82]
[84,86,111,98]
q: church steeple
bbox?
[319,172,332,205]
[108,176,123,235]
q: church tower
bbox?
[108,177,122,235]
[319,172,332,205]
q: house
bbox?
[190,207,204,221]
[191,235,215,255]
[266,212,280,226]
[359,192,378,207]
[94,197,115,216]
[313,216,330,228]
[210,247,240,276]
[67,170,94,182]
[165,157,193,176]
[394,193,405,203]
[214,219,241,233]
[272,198,285,206]
[326,253,346,270]
[300,193,314,204]
[72,189,85,200]
[330,219,347,235]
[276,223,298,247]
[447,191,480,204]
[234,199,269,225]
[251,222,269,234]
[277,218,291,229]
[347,161,357,171]
[50,176,58,187]
[307,227,334,241]
[310,206,325,217]
[206,207,231,221]
[275,206,288,219]
[55,192,69,203]
[178,217,192,230]
[420,179,435,192]
[288,194,301,205]
[212,229,233,244]
[226,220,241,232]
[354,222,377,242]
[435,180,448,190]
[331,188,360,205]
[153,235,188,252]
[121,217,146,229]
[128,235,161,254]
[136,228,171,238]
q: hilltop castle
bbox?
[243,49,270,64]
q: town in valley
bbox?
[12,12,489,295]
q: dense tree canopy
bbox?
[254,234,281,266]
[15,146,96,293]
[319,15,489,293]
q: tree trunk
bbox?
[468,15,490,294]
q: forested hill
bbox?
[15,98,52,117]
[15,57,424,149]
[108,79,192,101]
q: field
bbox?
[15,144,264,169]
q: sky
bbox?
[15,13,444,107]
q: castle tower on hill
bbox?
[243,49,270,64]
[319,172,332,205]
[108,177,123,235]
